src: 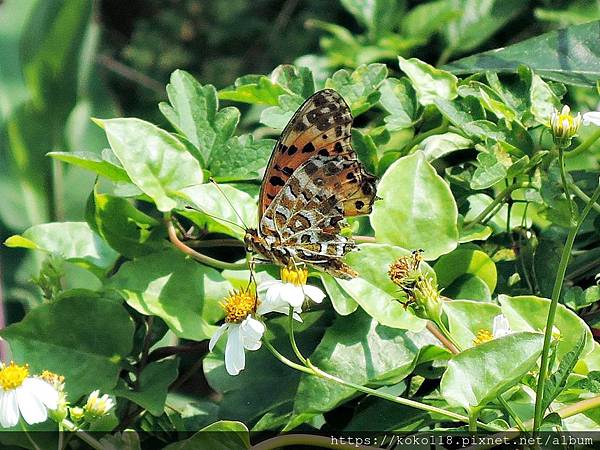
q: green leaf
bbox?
[434,247,497,293]
[295,309,438,416]
[325,63,388,115]
[442,0,528,54]
[340,0,401,40]
[542,335,586,412]
[219,65,314,105]
[338,244,428,330]
[418,132,472,161]
[401,0,460,42]
[470,151,508,190]
[0,291,134,398]
[260,93,305,130]
[86,189,164,258]
[209,136,276,182]
[48,150,131,182]
[499,295,594,360]
[159,70,240,164]
[443,274,492,301]
[351,129,378,175]
[398,57,457,106]
[379,77,419,131]
[164,421,249,450]
[99,118,204,212]
[433,96,485,127]
[564,286,600,311]
[573,371,600,394]
[440,332,544,411]
[319,273,358,316]
[178,183,257,240]
[109,249,231,340]
[5,222,118,274]
[534,238,564,298]
[113,360,178,416]
[444,300,502,349]
[371,152,458,259]
[445,20,600,87]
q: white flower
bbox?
[583,111,600,127]
[257,266,325,320]
[84,390,114,418]
[209,289,265,376]
[0,362,59,428]
[492,314,512,338]
[209,316,265,376]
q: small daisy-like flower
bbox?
[209,289,265,376]
[473,329,494,346]
[473,314,513,346]
[38,370,67,422]
[0,362,59,428]
[84,390,114,419]
[257,266,325,319]
[550,105,582,147]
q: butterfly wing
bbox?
[260,155,375,278]
[259,89,354,219]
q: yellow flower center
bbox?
[0,362,29,391]
[221,289,257,323]
[473,329,493,346]
[281,266,308,286]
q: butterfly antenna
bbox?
[209,178,249,230]
[183,205,247,232]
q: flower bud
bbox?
[550,105,582,148]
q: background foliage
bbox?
[1,0,600,447]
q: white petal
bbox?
[280,283,304,307]
[303,285,326,304]
[16,384,47,425]
[22,378,58,410]
[583,111,600,126]
[240,317,265,351]
[0,390,19,428]
[292,312,303,322]
[257,280,280,293]
[265,284,285,305]
[225,324,245,376]
[209,324,228,352]
[492,314,512,338]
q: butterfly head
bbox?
[244,228,268,254]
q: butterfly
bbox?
[244,89,377,279]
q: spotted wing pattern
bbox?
[259,89,354,218]
[251,89,377,279]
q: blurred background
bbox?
[1,0,599,329]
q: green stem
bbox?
[165,215,247,270]
[61,419,105,450]
[558,148,574,224]
[565,127,600,159]
[305,360,501,431]
[533,179,600,432]
[288,306,307,365]
[570,182,600,214]
[463,183,529,231]
[263,337,501,431]
[468,409,479,432]
[21,422,41,450]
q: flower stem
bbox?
[263,334,501,431]
[558,148,574,224]
[468,409,479,432]
[463,183,530,231]
[565,127,600,159]
[60,419,106,450]
[533,179,600,432]
[288,306,307,365]
[165,214,247,270]
[569,181,600,214]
